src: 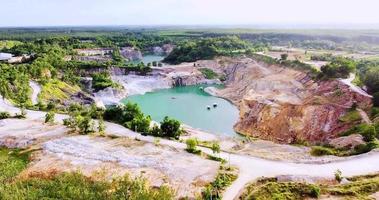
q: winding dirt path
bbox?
[29,81,41,105]
[2,99,379,200]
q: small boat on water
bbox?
[213,103,218,108]
[207,106,211,110]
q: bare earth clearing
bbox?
[2,96,379,199]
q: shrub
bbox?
[310,146,335,156]
[91,72,118,91]
[211,142,221,155]
[77,115,95,135]
[0,112,11,120]
[199,68,218,79]
[280,53,288,60]
[44,111,55,124]
[97,118,106,135]
[160,116,182,139]
[373,92,379,107]
[126,115,151,133]
[186,138,200,154]
[149,124,162,137]
[320,57,356,79]
[335,169,343,182]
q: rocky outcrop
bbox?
[329,134,365,149]
[120,47,142,61]
[212,57,372,144]
[93,86,127,105]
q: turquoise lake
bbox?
[123,85,240,137]
[129,55,165,64]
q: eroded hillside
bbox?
[197,57,372,144]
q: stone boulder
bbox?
[329,134,365,149]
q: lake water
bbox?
[129,55,165,65]
[123,85,240,137]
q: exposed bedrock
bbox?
[201,57,372,144]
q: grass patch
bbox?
[310,141,379,157]
[0,147,174,199]
[0,172,174,200]
[39,79,80,103]
[339,110,362,123]
[0,148,30,183]
[202,165,238,200]
[241,174,379,200]
[240,179,320,200]
[199,68,219,79]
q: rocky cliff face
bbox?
[206,57,372,144]
[120,47,143,61]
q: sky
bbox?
[1,0,379,27]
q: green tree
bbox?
[364,68,379,93]
[160,116,182,139]
[280,53,288,61]
[320,57,356,79]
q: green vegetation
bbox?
[335,169,343,183]
[0,148,30,184]
[320,57,356,79]
[164,36,253,64]
[159,116,182,139]
[39,79,80,104]
[202,165,238,200]
[240,178,320,200]
[240,173,379,200]
[0,148,174,200]
[339,110,362,123]
[0,64,31,106]
[310,122,379,157]
[103,103,151,134]
[104,103,182,138]
[0,40,23,49]
[0,111,11,120]
[44,111,55,124]
[280,53,288,60]
[310,53,335,61]
[185,138,201,154]
[199,68,219,79]
[91,72,119,91]
[63,103,98,134]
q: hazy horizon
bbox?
[1,0,379,28]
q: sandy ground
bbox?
[29,81,41,105]
[26,135,219,198]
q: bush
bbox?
[310,146,335,156]
[160,116,182,139]
[0,112,11,120]
[363,68,379,93]
[280,53,288,60]
[149,124,162,137]
[91,72,118,91]
[126,115,151,133]
[199,68,218,79]
[185,138,201,154]
[44,111,55,124]
[373,92,379,107]
[97,118,106,135]
[335,169,343,182]
[320,57,356,79]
